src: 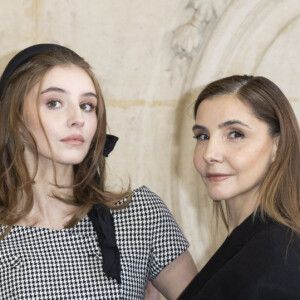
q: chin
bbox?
[207,190,229,202]
[209,196,225,202]
[55,156,87,166]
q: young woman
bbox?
[179,75,300,299]
[0,44,197,299]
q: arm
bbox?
[152,250,197,300]
[136,187,197,299]
[144,281,161,300]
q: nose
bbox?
[67,105,85,128]
[202,136,224,164]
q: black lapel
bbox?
[178,213,269,299]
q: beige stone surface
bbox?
[1,0,299,297]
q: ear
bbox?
[271,135,280,162]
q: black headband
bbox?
[0,43,118,157]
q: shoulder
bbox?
[255,221,300,251]
[207,220,300,281]
[240,221,300,287]
[111,186,188,248]
[186,221,300,299]
[248,223,300,297]
[241,221,300,261]
[265,222,300,263]
[132,185,169,210]
[132,185,165,204]
[113,186,171,218]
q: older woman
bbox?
[179,75,300,299]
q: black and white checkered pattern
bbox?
[0,186,189,299]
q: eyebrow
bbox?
[192,124,206,132]
[192,119,251,132]
[219,120,251,129]
[41,87,97,98]
[41,87,65,94]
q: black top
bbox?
[179,214,300,300]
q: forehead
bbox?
[196,94,254,123]
[41,65,96,92]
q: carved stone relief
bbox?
[168,0,231,84]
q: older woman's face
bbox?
[23,65,98,166]
[193,94,278,206]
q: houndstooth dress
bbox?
[0,186,189,299]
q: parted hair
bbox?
[194,75,300,234]
[0,48,129,235]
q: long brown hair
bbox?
[0,48,130,234]
[194,75,300,234]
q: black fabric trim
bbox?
[88,204,121,284]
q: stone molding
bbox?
[168,0,231,84]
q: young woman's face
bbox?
[23,65,98,166]
[193,94,278,205]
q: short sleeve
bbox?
[135,187,189,280]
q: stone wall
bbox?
[1,0,299,283]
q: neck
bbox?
[23,186,77,229]
[225,192,258,234]
[17,149,78,229]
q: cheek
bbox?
[230,155,254,173]
[29,114,58,145]
[24,105,50,137]
[23,109,39,132]
[89,116,98,138]
[34,115,52,135]
[193,146,205,175]
[230,145,273,176]
[83,115,98,144]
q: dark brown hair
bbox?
[194,75,300,234]
[0,48,130,234]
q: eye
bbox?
[80,103,96,112]
[193,133,209,141]
[228,130,244,139]
[46,99,62,109]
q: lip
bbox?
[60,135,85,146]
[206,173,232,182]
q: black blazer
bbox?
[179,214,300,300]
